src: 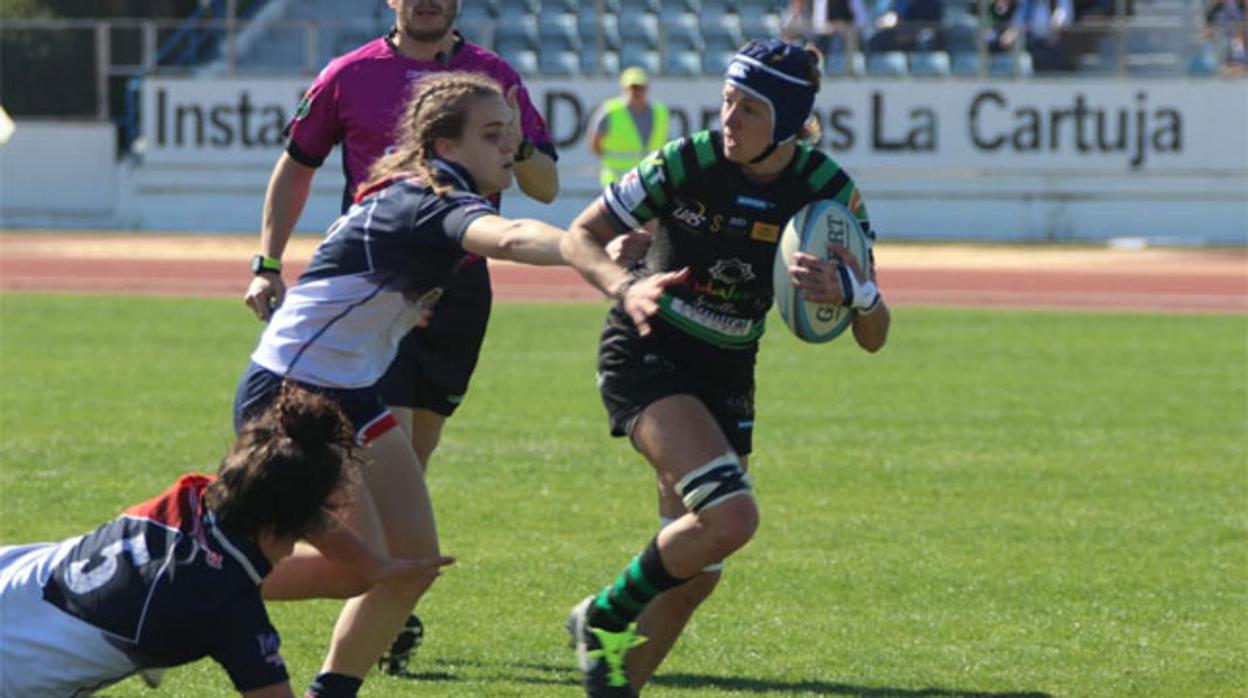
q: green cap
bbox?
[619,66,649,87]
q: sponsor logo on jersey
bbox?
[735,195,774,210]
[293,95,313,121]
[708,258,756,285]
[412,287,444,311]
[615,170,648,212]
[749,222,780,243]
[672,199,709,229]
[205,549,224,570]
[257,631,285,667]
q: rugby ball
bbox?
[772,200,872,344]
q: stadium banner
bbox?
[142,76,1248,176]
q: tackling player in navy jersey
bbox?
[0,385,449,697]
[232,71,565,698]
[561,40,892,696]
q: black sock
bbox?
[587,536,688,632]
[305,672,362,698]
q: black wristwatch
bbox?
[250,254,282,275]
[515,136,535,163]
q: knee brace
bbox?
[675,452,753,515]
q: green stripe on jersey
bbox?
[808,158,840,191]
[792,143,812,175]
[662,140,687,188]
[691,131,717,170]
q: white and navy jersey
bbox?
[602,130,874,349]
[251,161,496,388]
[0,474,285,696]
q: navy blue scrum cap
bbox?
[724,39,818,147]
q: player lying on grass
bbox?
[560,39,891,697]
[232,71,567,698]
[0,384,450,698]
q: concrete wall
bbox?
[0,120,120,228]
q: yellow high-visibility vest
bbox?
[598,98,670,186]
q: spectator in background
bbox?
[867,0,946,51]
[973,0,1023,52]
[812,0,870,55]
[589,67,671,188]
[1013,0,1076,70]
[1204,0,1247,73]
[782,0,814,41]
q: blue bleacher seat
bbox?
[581,48,621,76]
[866,50,909,76]
[703,49,736,74]
[702,14,744,51]
[619,47,661,75]
[500,47,538,76]
[825,50,866,75]
[737,0,776,13]
[538,12,580,51]
[497,0,539,14]
[664,49,703,76]
[619,0,659,12]
[579,12,621,51]
[663,13,703,51]
[908,50,951,76]
[740,12,783,39]
[1187,43,1221,76]
[456,22,491,50]
[619,13,660,49]
[494,15,538,53]
[989,51,1033,77]
[458,4,494,25]
[538,49,580,76]
[951,52,982,76]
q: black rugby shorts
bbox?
[597,306,757,455]
[376,259,492,416]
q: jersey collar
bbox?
[205,512,273,585]
[431,157,480,194]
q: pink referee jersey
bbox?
[286,32,554,205]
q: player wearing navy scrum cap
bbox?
[561,39,891,696]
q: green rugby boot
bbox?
[567,595,646,697]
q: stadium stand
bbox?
[198,0,1229,80]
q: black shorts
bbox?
[376,259,492,416]
[597,306,757,455]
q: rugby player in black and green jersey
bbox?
[561,39,892,697]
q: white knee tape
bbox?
[675,452,753,514]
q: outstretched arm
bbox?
[262,521,453,600]
[460,214,566,266]
[563,201,687,337]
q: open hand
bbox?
[622,267,690,337]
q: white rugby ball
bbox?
[772,199,873,344]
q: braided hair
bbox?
[362,71,505,196]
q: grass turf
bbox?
[1,294,1244,697]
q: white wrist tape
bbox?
[835,262,880,312]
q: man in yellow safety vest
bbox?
[590,66,671,187]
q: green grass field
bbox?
[1,294,1245,697]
